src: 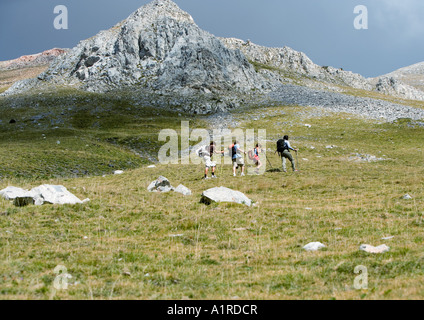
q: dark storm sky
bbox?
[0,0,423,77]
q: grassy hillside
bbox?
[0,66,48,93]
[0,95,423,299]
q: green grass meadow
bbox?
[0,93,423,299]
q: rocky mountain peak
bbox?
[3,0,271,113]
[130,0,195,25]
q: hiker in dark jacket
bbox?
[280,135,298,172]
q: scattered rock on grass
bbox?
[359,244,390,254]
[402,194,413,200]
[174,184,192,196]
[0,185,86,206]
[169,234,184,238]
[381,236,394,240]
[0,186,32,200]
[200,186,252,206]
[348,153,386,163]
[30,185,84,205]
[303,242,326,251]
[147,176,174,193]
[114,170,124,175]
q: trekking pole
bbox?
[220,151,224,176]
[295,150,299,171]
[266,153,274,169]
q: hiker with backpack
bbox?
[231,141,247,177]
[198,141,224,179]
[276,135,298,172]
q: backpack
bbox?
[276,139,287,154]
[228,144,237,158]
[196,145,208,157]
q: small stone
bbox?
[381,236,394,240]
[114,170,124,175]
[359,244,390,254]
[303,242,326,251]
[174,184,192,196]
[402,194,413,200]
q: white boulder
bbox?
[200,186,252,206]
[30,185,83,205]
[174,184,192,196]
[303,242,326,251]
[359,244,390,254]
[147,176,173,193]
[1,185,84,206]
[0,186,34,200]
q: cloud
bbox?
[372,0,424,37]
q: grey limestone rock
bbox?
[201,186,252,206]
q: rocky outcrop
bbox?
[4,0,273,113]
[374,77,424,101]
[0,49,68,71]
[2,0,423,111]
[374,61,424,91]
[220,38,424,101]
[220,37,373,91]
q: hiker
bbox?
[277,135,298,172]
[231,140,247,177]
[201,141,224,179]
[252,144,262,173]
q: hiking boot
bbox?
[211,175,217,179]
[241,173,245,177]
[204,176,210,180]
